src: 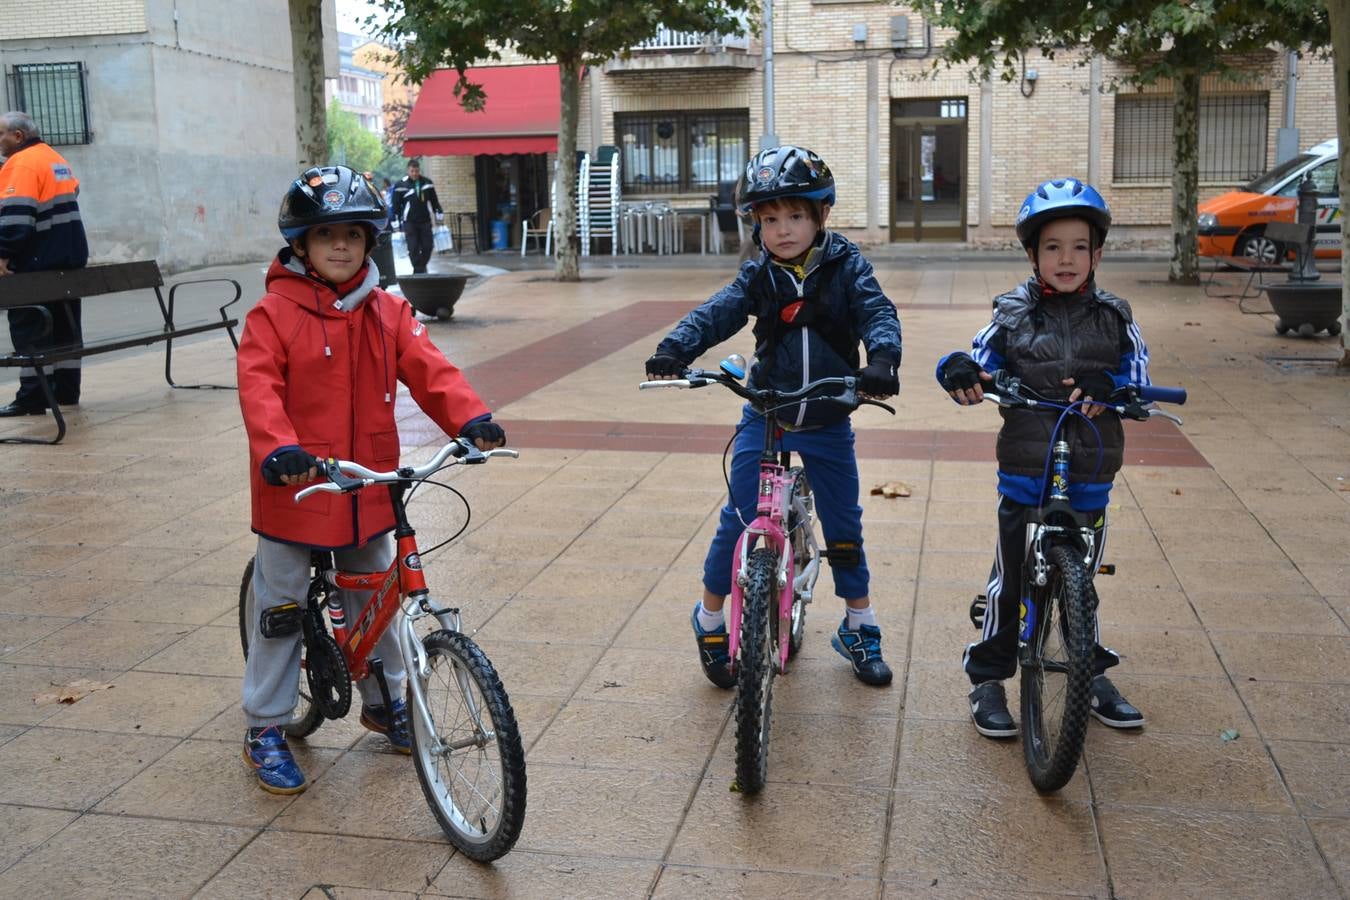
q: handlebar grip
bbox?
[1137,385,1187,405]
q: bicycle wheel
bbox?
[410,629,526,861]
[785,468,813,659]
[1019,544,1095,792]
[237,557,323,738]
[734,546,778,795]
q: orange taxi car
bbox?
[1196,138,1340,263]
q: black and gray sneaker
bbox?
[969,680,1018,737]
[1089,675,1145,728]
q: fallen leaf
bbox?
[33,678,114,706]
[870,480,912,498]
[1171,488,1183,495]
[1220,728,1240,743]
[1184,321,1202,326]
[1339,483,1350,492]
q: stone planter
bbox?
[396,273,470,320]
[1262,281,1343,337]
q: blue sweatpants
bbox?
[702,405,869,600]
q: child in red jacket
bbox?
[237,166,504,794]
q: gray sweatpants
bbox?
[242,533,407,728]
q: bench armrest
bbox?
[165,277,243,327]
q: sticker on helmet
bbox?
[756,165,774,184]
[322,189,344,210]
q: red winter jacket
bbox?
[238,254,490,549]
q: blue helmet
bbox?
[1015,178,1111,249]
[278,165,388,241]
[737,145,836,214]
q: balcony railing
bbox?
[632,14,752,52]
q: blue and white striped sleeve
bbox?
[971,320,1006,371]
[1113,321,1150,388]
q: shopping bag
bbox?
[432,224,452,252]
[390,230,407,255]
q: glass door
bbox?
[890,100,968,241]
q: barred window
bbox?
[5,62,91,145]
[616,110,749,195]
[1114,93,1268,184]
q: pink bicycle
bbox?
[642,354,893,793]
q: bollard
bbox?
[1294,174,1321,281]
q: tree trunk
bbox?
[1168,69,1200,284]
[554,61,581,282]
[1327,0,1350,365]
[289,0,327,169]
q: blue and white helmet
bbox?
[1015,178,1111,248]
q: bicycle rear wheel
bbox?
[734,546,778,795]
[1019,544,1094,792]
[410,629,526,861]
[237,557,323,738]
[785,468,813,659]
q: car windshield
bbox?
[1243,153,1318,194]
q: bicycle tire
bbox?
[237,557,324,738]
[734,546,778,795]
[1019,543,1094,792]
[410,629,526,861]
[785,468,812,659]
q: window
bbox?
[616,110,749,194]
[5,62,91,145]
[1114,93,1269,183]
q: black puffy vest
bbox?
[992,281,1134,483]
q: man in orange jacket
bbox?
[0,111,88,416]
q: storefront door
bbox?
[890,99,967,242]
[473,153,550,250]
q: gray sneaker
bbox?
[969,680,1018,738]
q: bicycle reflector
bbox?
[720,354,746,380]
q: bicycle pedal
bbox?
[1097,564,1116,576]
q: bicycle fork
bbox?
[396,596,494,756]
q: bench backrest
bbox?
[0,260,163,310]
[1263,220,1313,247]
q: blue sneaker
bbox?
[360,697,412,754]
[244,725,307,794]
[831,617,893,686]
[691,605,736,689]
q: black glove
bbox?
[857,358,899,396]
[262,448,320,486]
[1073,371,1118,403]
[940,353,986,392]
[645,353,686,378]
[461,420,506,448]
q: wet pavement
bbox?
[0,246,1347,898]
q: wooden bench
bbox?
[0,260,241,444]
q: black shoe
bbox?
[0,402,46,417]
[969,680,1018,737]
[1090,675,1145,728]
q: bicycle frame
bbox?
[727,443,796,672]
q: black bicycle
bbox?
[971,372,1185,791]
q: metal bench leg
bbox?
[0,364,66,445]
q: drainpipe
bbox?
[761,0,778,150]
[1276,50,1299,163]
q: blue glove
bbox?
[461,420,506,448]
[262,448,320,486]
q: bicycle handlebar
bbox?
[983,372,1185,426]
[640,370,896,415]
[294,438,519,503]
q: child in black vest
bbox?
[646,145,902,687]
[936,178,1149,737]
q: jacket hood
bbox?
[265,248,380,315]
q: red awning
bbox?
[404,64,560,156]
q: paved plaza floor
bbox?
[0,250,1346,898]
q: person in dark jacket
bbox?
[935,178,1150,738]
[392,159,442,273]
[646,145,903,688]
[0,111,88,415]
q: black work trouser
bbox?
[962,494,1119,684]
[8,297,82,407]
[405,221,434,273]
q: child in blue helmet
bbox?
[935,177,1149,737]
[646,145,903,687]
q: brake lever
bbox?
[859,398,896,415]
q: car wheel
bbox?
[1236,231,1281,265]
